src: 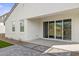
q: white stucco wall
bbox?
[26,19,42,40]
[5,3,79,42]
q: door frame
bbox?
[43,19,72,41]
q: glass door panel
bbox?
[56,20,62,39]
[43,22,48,38]
[63,19,71,40]
[49,21,54,38]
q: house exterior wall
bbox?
[5,3,79,42]
[0,23,5,33]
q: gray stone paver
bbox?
[22,43,50,52]
[0,42,52,56]
[33,45,49,52]
[0,45,42,56]
[23,43,38,48]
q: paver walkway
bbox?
[0,38,79,56]
[0,44,51,56]
[0,42,77,56]
[0,38,51,56]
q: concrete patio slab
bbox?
[44,44,79,56]
[28,39,79,47]
[44,48,71,56]
[53,44,79,51]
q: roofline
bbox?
[28,7,79,20]
[0,12,9,17]
[4,3,19,22]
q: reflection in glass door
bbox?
[63,19,71,40]
[43,22,48,38]
[49,21,54,38]
[56,20,62,39]
[43,19,71,41]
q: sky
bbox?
[0,3,15,16]
[0,3,14,33]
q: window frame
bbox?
[12,21,15,32]
[20,20,24,32]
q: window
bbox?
[43,22,48,38]
[49,21,55,38]
[12,21,15,32]
[20,20,24,32]
[56,20,62,39]
[63,19,71,40]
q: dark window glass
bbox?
[12,26,15,32]
[43,22,48,38]
[63,19,71,40]
[12,22,15,32]
[20,20,24,32]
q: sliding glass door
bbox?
[43,22,48,38]
[49,21,54,38]
[63,19,71,40]
[56,20,62,39]
[43,19,71,40]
